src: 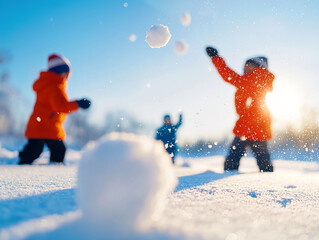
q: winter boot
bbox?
[224,158,239,171]
[259,163,274,172]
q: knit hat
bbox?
[48,54,70,74]
[245,56,268,69]
[163,114,171,120]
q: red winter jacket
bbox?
[211,56,275,141]
[25,71,79,140]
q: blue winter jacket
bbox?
[156,115,182,152]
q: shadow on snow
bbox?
[175,170,240,192]
[0,188,77,229]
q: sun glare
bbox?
[266,81,303,126]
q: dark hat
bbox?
[245,56,268,69]
[163,114,171,120]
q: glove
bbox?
[206,46,218,58]
[76,98,91,109]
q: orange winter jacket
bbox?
[211,56,275,141]
[25,71,79,140]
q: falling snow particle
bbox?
[174,40,189,55]
[145,24,171,48]
[180,12,191,26]
[36,117,41,122]
[129,34,137,42]
[208,144,213,149]
[146,83,151,88]
[123,2,128,7]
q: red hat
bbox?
[48,54,70,74]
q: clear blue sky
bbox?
[1,0,319,143]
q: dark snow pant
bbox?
[224,137,273,172]
[166,147,176,164]
[18,139,66,165]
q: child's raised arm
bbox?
[211,55,242,88]
[206,46,257,89]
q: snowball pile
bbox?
[180,12,191,26]
[77,133,177,237]
[174,40,189,55]
[146,24,171,48]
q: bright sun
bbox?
[266,81,303,126]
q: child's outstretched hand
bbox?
[206,46,218,58]
[76,98,91,109]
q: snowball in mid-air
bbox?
[145,24,171,48]
[180,12,191,26]
[77,133,177,236]
[129,34,137,42]
[174,40,189,55]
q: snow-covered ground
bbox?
[0,144,319,240]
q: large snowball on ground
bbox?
[77,133,177,236]
[174,40,189,55]
[180,12,191,26]
[146,24,171,48]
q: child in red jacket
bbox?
[206,46,274,172]
[19,54,91,165]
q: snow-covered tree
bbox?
[0,53,18,137]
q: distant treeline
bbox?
[66,108,319,162]
[65,110,155,149]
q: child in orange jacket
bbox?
[19,54,91,165]
[206,46,274,172]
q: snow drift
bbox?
[145,24,171,48]
[77,133,177,237]
[1,145,319,239]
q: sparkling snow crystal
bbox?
[77,133,177,236]
[145,24,171,48]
